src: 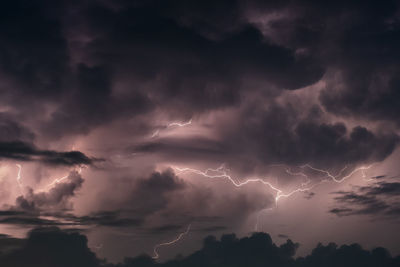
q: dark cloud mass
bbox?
[136,104,399,169]
[330,181,400,219]
[0,227,399,267]
[0,141,93,166]
[0,228,100,267]
[0,0,400,265]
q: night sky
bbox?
[0,1,400,266]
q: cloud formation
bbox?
[330,181,400,219]
[0,0,399,263]
[0,228,399,267]
[0,141,94,166]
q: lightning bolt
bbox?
[45,174,69,188]
[167,119,192,128]
[151,119,192,138]
[300,164,371,183]
[173,163,372,231]
[15,164,23,195]
[285,168,311,187]
[254,208,273,231]
[173,164,372,204]
[151,130,160,138]
[39,166,84,192]
[152,224,191,260]
[14,164,86,195]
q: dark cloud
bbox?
[210,0,400,127]
[320,69,400,127]
[371,175,387,180]
[236,107,398,167]
[0,234,25,256]
[297,242,400,267]
[0,209,142,228]
[72,211,143,227]
[0,116,34,142]
[0,0,398,141]
[279,0,400,127]
[0,215,67,226]
[0,0,327,140]
[0,0,398,151]
[90,167,275,237]
[0,227,100,267]
[0,141,94,166]
[304,192,315,200]
[329,193,390,217]
[149,224,185,234]
[82,0,324,93]
[1,227,399,267]
[42,63,153,138]
[362,182,400,196]
[113,232,400,267]
[79,169,191,231]
[133,137,229,161]
[0,0,399,262]
[125,169,186,216]
[195,226,228,232]
[137,104,399,170]
[330,182,400,219]
[0,0,69,98]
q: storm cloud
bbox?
[0,0,399,264]
[0,227,399,267]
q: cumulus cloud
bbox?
[14,170,84,211]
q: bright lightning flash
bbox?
[173,164,372,231]
[173,164,372,205]
[152,224,191,260]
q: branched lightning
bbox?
[300,164,371,183]
[285,168,311,187]
[173,164,372,205]
[173,163,373,231]
[13,164,85,194]
[152,224,191,260]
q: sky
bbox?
[0,0,400,266]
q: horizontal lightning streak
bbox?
[173,164,372,231]
[151,119,192,138]
[167,119,192,127]
[173,164,372,204]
